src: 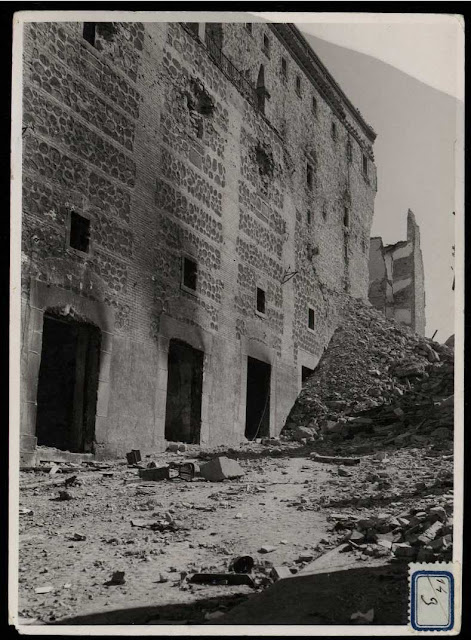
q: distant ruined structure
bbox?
[368,210,425,336]
[21,21,377,458]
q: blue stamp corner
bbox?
[411,570,454,631]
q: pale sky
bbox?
[251,12,464,101]
[250,12,463,342]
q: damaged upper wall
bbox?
[21,20,377,457]
[368,210,426,335]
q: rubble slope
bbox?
[284,297,454,452]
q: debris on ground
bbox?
[270,566,293,581]
[199,457,245,482]
[189,573,255,587]
[56,491,74,501]
[284,298,453,454]
[105,571,126,586]
[126,451,141,465]
[310,453,361,465]
[229,556,255,574]
[16,299,454,626]
[34,586,53,595]
[138,466,172,481]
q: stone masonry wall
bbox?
[21,21,377,456]
[368,211,425,336]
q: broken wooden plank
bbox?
[309,453,361,466]
[189,573,255,587]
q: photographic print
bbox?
[9,10,463,634]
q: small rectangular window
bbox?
[308,308,315,330]
[312,96,318,116]
[347,140,352,161]
[70,212,90,253]
[263,34,270,57]
[296,75,302,96]
[307,210,312,225]
[182,256,198,291]
[362,154,368,176]
[245,23,252,34]
[256,287,266,314]
[331,121,337,140]
[343,206,350,228]
[281,57,287,80]
[83,23,96,46]
[306,163,313,189]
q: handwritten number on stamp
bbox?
[434,578,448,594]
[421,595,438,606]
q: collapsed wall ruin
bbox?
[21,21,377,458]
[368,210,426,335]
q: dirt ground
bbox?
[16,442,453,626]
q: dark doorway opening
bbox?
[302,365,315,385]
[164,339,204,444]
[245,356,271,440]
[36,314,101,453]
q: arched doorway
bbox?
[35,312,101,453]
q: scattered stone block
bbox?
[138,466,170,481]
[377,538,393,550]
[417,521,443,546]
[167,442,188,452]
[428,506,447,522]
[292,426,316,441]
[258,545,276,554]
[337,466,352,477]
[270,566,293,581]
[348,530,366,544]
[126,450,141,465]
[35,585,53,594]
[392,543,417,559]
[199,457,245,482]
[105,571,125,586]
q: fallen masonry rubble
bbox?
[17,298,454,625]
[284,298,454,454]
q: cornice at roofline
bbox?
[269,23,377,145]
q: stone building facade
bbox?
[20,21,377,457]
[369,210,425,335]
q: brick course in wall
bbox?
[21,21,377,456]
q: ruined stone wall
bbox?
[220,23,376,374]
[21,21,377,456]
[408,211,426,336]
[368,211,426,336]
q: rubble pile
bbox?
[284,298,454,450]
[330,497,453,563]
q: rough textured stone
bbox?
[21,22,377,456]
[369,210,425,336]
[199,456,245,482]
